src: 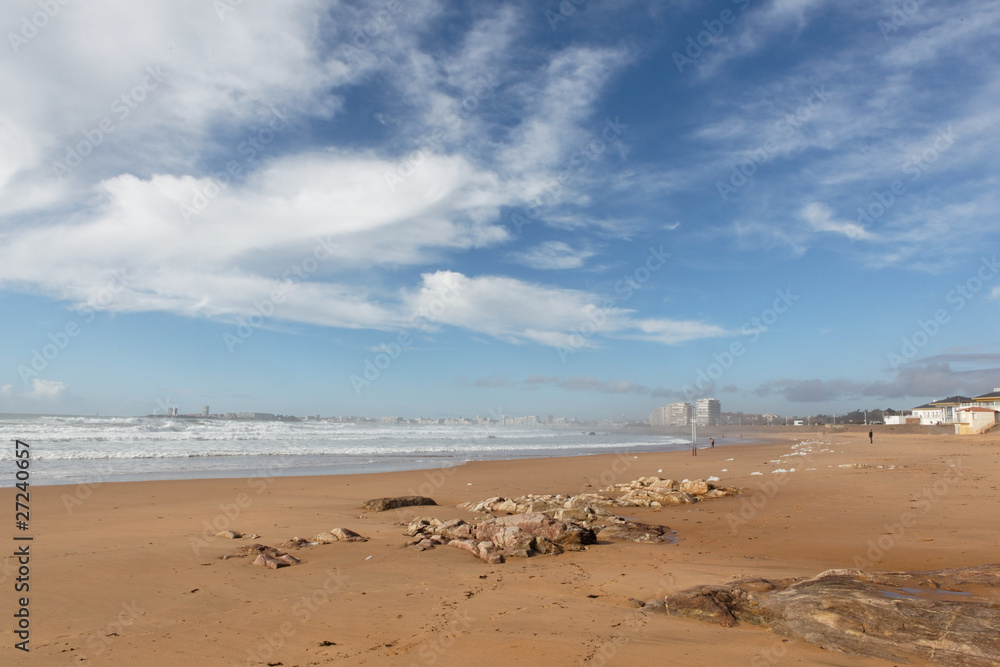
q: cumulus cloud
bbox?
[0,1,724,355]
[406,270,726,348]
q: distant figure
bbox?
[710,437,715,448]
[869,429,873,444]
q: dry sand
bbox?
[3,430,999,666]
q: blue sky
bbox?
[1,0,999,420]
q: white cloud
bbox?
[511,241,596,270]
[0,150,516,330]
[698,0,829,76]
[498,46,632,185]
[622,318,729,345]
[800,202,874,241]
[26,379,68,400]
[0,384,13,397]
[0,0,363,212]
[407,270,726,348]
[0,0,647,344]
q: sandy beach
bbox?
[4,429,999,666]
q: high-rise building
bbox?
[696,398,721,426]
[202,405,210,417]
[650,402,692,426]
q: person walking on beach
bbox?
[710,437,715,448]
[869,429,873,444]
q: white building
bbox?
[970,388,1000,411]
[910,396,971,425]
[695,398,721,426]
[650,402,692,426]
[910,390,1000,425]
[955,406,999,434]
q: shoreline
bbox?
[5,431,997,665]
[9,438,767,489]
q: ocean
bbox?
[0,414,692,487]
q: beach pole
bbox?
[691,421,697,456]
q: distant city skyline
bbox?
[1,1,999,420]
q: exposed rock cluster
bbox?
[407,506,675,563]
[224,543,301,569]
[220,527,369,569]
[406,513,596,564]
[647,564,1000,666]
[310,527,368,543]
[362,496,437,511]
[602,476,739,507]
[458,477,738,515]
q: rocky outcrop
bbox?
[328,527,367,542]
[652,565,1000,666]
[475,513,596,551]
[225,543,301,568]
[362,496,437,511]
[312,527,368,543]
[458,493,614,514]
[280,537,311,549]
[406,513,599,563]
[458,478,739,516]
[596,522,672,544]
[603,477,739,507]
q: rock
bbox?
[329,527,367,542]
[551,508,591,522]
[280,537,310,549]
[312,532,338,544]
[362,496,437,512]
[533,537,563,555]
[617,489,697,507]
[447,539,504,564]
[253,553,287,569]
[489,526,535,558]
[679,480,710,495]
[477,541,505,564]
[406,517,474,540]
[411,538,434,552]
[597,522,672,544]
[661,564,1000,666]
[228,542,300,567]
[601,477,739,507]
[475,512,596,550]
[233,543,270,556]
[497,498,518,513]
[215,530,243,539]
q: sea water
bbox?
[0,414,691,486]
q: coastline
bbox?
[5,430,997,665]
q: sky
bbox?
[1,0,999,420]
